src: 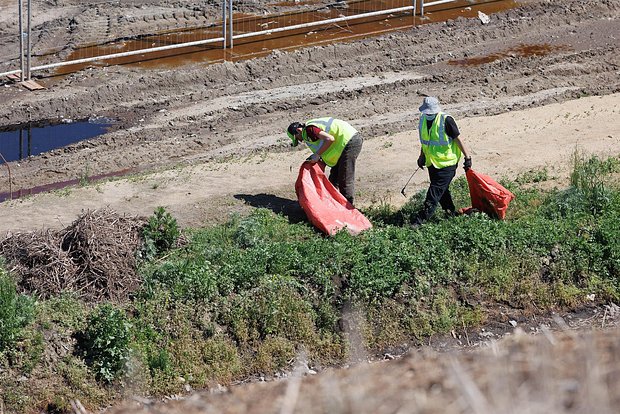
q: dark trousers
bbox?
[329,133,363,205]
[413,164,457,225]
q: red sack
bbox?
[295,162,372,236]
[463,169,515,220]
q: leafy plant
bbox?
[569,153,617,215]
[76,304,131,383]
[515,167,549,184]
[141,206,180,259]
[0,269,34,353]
[79,163,90,187]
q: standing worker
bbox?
[287,117,363,205]
[411,96,472,227]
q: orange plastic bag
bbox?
[462,169,515,220]
[295,162,372,235]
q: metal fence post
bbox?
[229,0,233,49]
[421,0,424,16]
[222,0,227,49]
[18,0,24,81]
[27,0,32,80]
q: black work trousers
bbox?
[329,133,363,205]
[412,164,457,225]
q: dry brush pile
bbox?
[0,208,146,301]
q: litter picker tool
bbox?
[400,167,420,197]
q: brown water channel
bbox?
[448,43,571,66]
[56,0,520,75]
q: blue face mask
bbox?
[425,114,436,121]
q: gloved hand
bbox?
[307,153,321,163]
[463,156,472,171]
[417,154,426,169]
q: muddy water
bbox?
[448,44,571,66]
[56,0,520,75]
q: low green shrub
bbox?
[220,274,318,345]
[76,304,131,383]
[0,267,34,353]
[515,167,550,184]
[141,206,180,259]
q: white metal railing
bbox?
[0,36,226,78]
[0,0,462,79]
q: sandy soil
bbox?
[0,0,619,412]
[0,92,619,234]
[0,0,618,233]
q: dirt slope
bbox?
[110,310,620,414]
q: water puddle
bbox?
[448,43,571,66]
[55,0,520,75]
[0,117,113,163]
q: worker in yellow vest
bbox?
[287,117,363,205]
[411,96,472,227]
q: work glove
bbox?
[417,154,426,169]
[463,157,472,172]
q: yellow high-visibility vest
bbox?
[419,112,461,168]
[302,117,357,167]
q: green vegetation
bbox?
[76,304,132,383]
[1,154,619,412]
[140,206,180,260]
[78,163,91,187]
[515,166,550,185]
[0,265,34,353]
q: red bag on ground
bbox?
[295,162,372,236]
[462,169,515,220]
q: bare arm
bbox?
[309,130,335,162]
[453,136,470,159]
[316,130,335,155]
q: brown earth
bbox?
[0,0,618,234]
[0,0,619,412]
[109,307,620,414]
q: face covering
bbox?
[425,114,436,121]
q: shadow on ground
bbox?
[234,193,307,224]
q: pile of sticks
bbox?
[0,208,146,301]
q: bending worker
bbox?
[287,117,363,205]
[411,96,472,227]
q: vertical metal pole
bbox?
[229,0,233,49]
[222,0,227,49]
[413,0,417,26]
[421,0,424,16]
[18,0,24,81]
[27,0,32,80]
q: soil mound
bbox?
[0,208,146,301]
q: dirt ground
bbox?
[0,0,619,412]
[108,307,620,414]
[0,0,618,234]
